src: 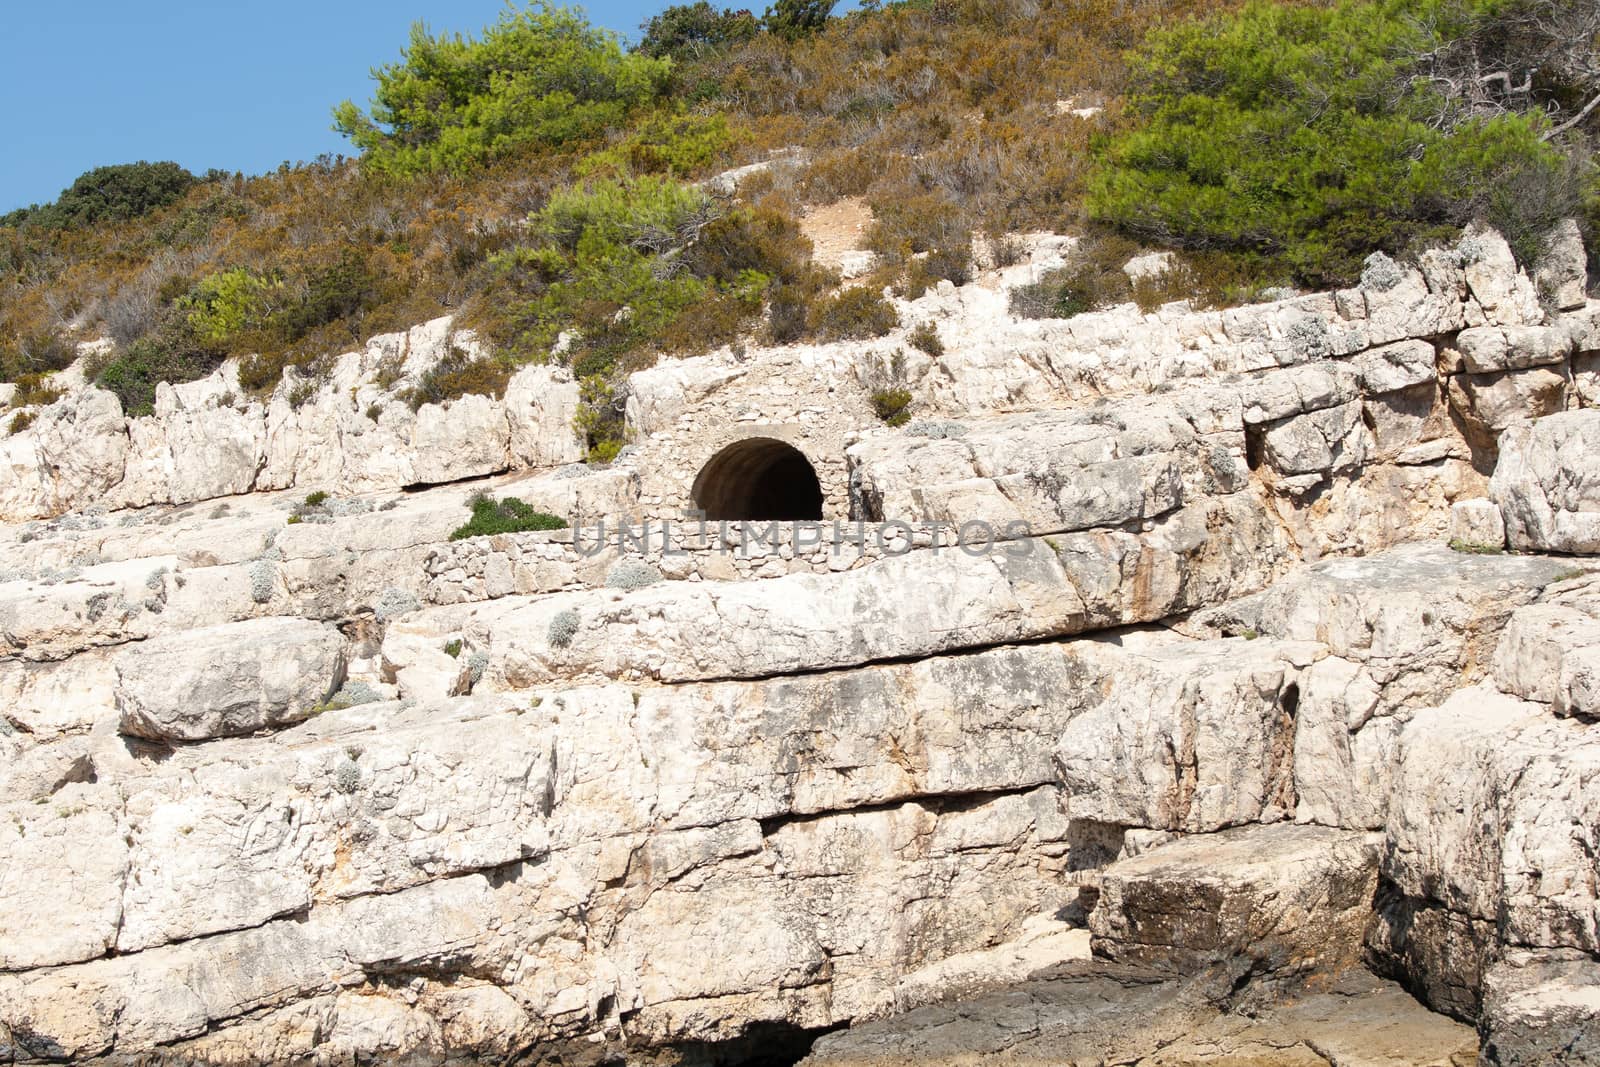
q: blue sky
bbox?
[1,0,666,213]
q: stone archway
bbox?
[691,437,824,521]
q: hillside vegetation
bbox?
[2,0,1596,452]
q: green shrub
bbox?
[489,176,719,371]
[8,372,63,408]
[767,283,811,342]
[684,202,817,287]
[95,318,225,417]
[450,494,568,540]
[764,0,835,41]
[7,410,35,434]
[637,2,760,61]
[0,329,78,384]
[871,387,912,426]
[907,321,943,356]
[399,346,514,410]
[810,286,899,340]
[333,3,672,176]
[548,609,580,648]
[579,109,735,177]
[303,490,329,508]
[184,269,278,344]
[1009,261,1132,319]
[443,638,464,658]
[1089,0,1574,287]
[7,162,197,230]
[574,374,628,462]
[606,559,664,589]
[279,252,383,339]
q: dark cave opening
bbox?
[692,438,824,521]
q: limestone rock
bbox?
[798,963,1224,1067]
[1479,951,1600,1066]
[1258,399,1369,476]
[1448,366,1569,434]
[1053,633,1309,833]
[1088,824,1382,976]
[1353,339,1438,394]
[0,389,128,523]
[1449,498,1506,550]
[1492,411,1600,553]
[1535,218,1589,312]
[0,784,127,970]
[115,617,346,741]
[1455,324,1574,374]
[1463,230,1542,327]
[1494,583,1600,714]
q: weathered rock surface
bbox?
[0,320,584,522]
[114,617,346,741]
[1088,824,1382,976]
[1493,410,1600,553]
[1053,634,1309,833]
[799,966,1476,1067]
[1479,951,1600,1066]
[2,223,1599,1066]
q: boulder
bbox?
[1453,324,1575,374]
[1494,583,1600,715]
[1353,339,1437,394]
[1449,498,1506,550]
[1087,823,1382,976]
[1463,230,1542,327]
[1492,411,1600,553]
[1052,633,1310,833]
[114,617,346,741]
[1448,366,1570,434]
[1258,400,1369,476]
[1479,951,1600,1066]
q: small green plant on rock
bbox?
[450,493,568,541]
[1448,538,1504,555]
[872,388,913,427]
[907,321,943,357]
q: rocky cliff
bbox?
[1,225,1598,1066]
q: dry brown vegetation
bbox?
[3,0,1593,422]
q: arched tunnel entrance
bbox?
[692,438,824,521]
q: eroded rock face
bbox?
[114,617,347,741]
[0,320,584,522]
[2,223,1600,1066]
[1087,824,1383,976]
[1492,410,1600,553]
[1479,951,1600,1067]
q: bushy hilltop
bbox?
[1,0,1597,458]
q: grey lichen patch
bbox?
[248,560,276,605]
[374,586,420,623]
[333,758,362,795]
[1360,252,1404,292]
[905,420,968,439]
[319,681,383,712]
[606,559,663,590]
[1285,313,1332,360]
[549,609,580,649]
